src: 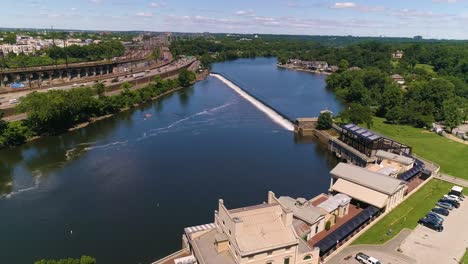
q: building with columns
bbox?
[183,196,321,264]
[329,163,407,211]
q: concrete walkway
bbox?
[325,229,417,264]
[436,173,468,188]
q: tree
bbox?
[178,69,196,87]
[337,59,349,72]
[317,111,333,130]
[339,103,374,128]
[34,255,96,264]
[325,221,331,231]
[443,97,466,132]
[94,83,106,98]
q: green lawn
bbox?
[352,179,453,245]
[461,250,468,264]
[371,117,468,180]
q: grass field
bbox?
[371,117,468,180]
[461,250,468,264]
[352,179,453,245]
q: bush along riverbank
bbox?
[0,69,197,149]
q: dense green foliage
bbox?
[2,41,125,68]
[34,255,96,264]
[0,71,194,147]
[178,68,196,87]
[173,36,467,129]
[317,112,333,130]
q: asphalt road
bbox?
[0,57,196,109]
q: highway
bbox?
[0,57,196,109]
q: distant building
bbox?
[184,196,321,264]
[391,50,404,59]
[347,66,361,71]
[414,36,423,40]
[391,74,405,85]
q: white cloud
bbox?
[235,9,255,16]
[432,0,459,3]
[331,2,356,9]
[136,12,153,17]
[150,1,167,8]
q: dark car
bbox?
[418,217,444,232]
[432,207,450,216]
[426,212,444,223]
[436,202,454,210]
[439,198,460,208]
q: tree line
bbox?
[172,36,468,130]
[0,69,196,148]
[1,41,125,68]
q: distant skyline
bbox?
[2,0,468,39]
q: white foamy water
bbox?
[211,73,294,131]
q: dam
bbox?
[210,73,295,131]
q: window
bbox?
[223,220,225,225]
[229,230,232,235]
[304,255,312,260]
[315,225,319,234]
[267,251,273,256]
[284,257,290,264]
[266,262,273,264]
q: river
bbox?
[0,58,342,264]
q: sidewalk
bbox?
[436,173,468,188]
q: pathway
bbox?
[325,229,416,264]
[436,173,468,188]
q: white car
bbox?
[444,194,461,202]
[8,99,18,104]
[355,252,381,264]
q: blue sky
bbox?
[2,0,468,39]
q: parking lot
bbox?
[399,196,468,263]
[329,250,414,264]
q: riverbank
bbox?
[277,64,333,75]
[4,68,207,149]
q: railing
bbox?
[151,248,190,264]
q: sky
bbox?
[2,0,468,39]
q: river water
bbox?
[0,58,342,264]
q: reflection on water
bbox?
[0,58,342,264]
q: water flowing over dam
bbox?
[210,73,295,131]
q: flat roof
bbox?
[342,124,382,142]
[376,150,414,165]
[191,229,236,264]
[229,204,298,255]
[330,163,406,195]
[331,179,388,208]
[317,193,352,213]
[278,196,324,225]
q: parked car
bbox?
[436,202,454,210]
[444,194,461,202]
[450,186,464,198]
[426,212,444,223]
[8,98,18,104]
[439,198,460,208]
[418,217,444,232]
[355,252,381,264]
[432,207,450,216]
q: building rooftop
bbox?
[341,124,381,142]
[278,196,324,225]
[229,204,298,254]
[375,150,414,166]
[330,163,406,195]
[191,229,236,264]
[317,193,352,213]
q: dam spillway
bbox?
[210,73,295,131]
